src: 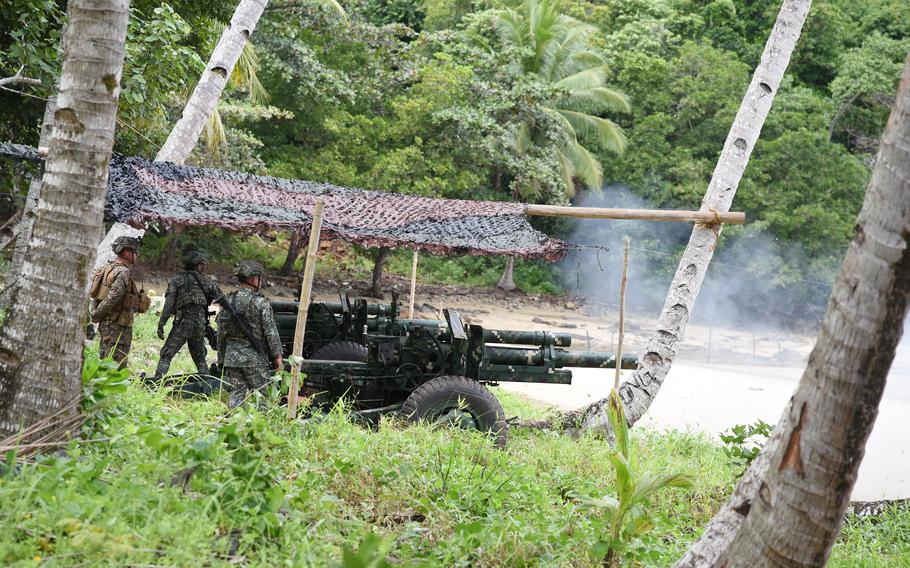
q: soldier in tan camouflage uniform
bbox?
[216,260,283,408]
[90,236,149,368]
[153,250,222,381]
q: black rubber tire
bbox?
[310,340,368,362]
[400,375,508,447]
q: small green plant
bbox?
[81,352,130,423]
[342,533,396,568]
[720,419,773,474]
[577,390,693,566]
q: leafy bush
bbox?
[719,419,773,475]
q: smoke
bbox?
[558,187,835,330]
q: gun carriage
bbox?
[270,292,636,446]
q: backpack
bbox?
[90,264,119,301]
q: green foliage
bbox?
[576,390,693,565]
[482,0,631,198]
[81,354,130,417]
[0,322,897,565]
[719,419,773,475]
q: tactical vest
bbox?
[90,262,149,326]
[175,272,209,312]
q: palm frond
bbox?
[203,106,227,161]
[321,0,348,20]
[559,87,631,114]
[558,109,627,154]
[558,137,603,190]
[233,40,269,104]
[554,146,577,197]
[629,472,694,505]
[553,67,606,92]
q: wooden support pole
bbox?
[524,204,745,225]
[615,237,630,391]
[408,250,418,319]
[287,199,325,420]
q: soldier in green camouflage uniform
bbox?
[216,260,283,408]
[153,250,222,381]
[91,236,145,368]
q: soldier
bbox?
[153,250,222,381]
[216,260,283,408]
[90,236,149,367]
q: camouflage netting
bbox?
[0,143,567,260]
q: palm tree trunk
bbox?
[280,232,301,276]
[0,0,129,438]
[678,53,910,567]
[572,0,811,434]
[370,247,391,298]
[0,96,56,309]
[94,0,270,270]
[497,257,517,291]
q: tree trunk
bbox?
[370,247,391,298]
[280,232,301,276]
[572,0,811,434]
[0,97,57,309]
[159,225,184,270]
[0,0,129,438]
[497,257,517,291]
[677,54,910,567]
[93,0,270,270]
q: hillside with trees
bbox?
[2,0,908,322]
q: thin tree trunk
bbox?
[159,224,184,270]
[280,232,301,276]
[497,257,516,291]
[0,0,129,438]
[94,0,270,270]
[370,247,391,298]
[572,0,812,434]
[677,54,910,568]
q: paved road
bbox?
[502,348,910,501]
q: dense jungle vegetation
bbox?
[1,0,909,322]
[0,313,906,566]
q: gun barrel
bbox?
[271,300,397,316]
[482,329,571,347]
[484,346,637,369]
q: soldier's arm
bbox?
[260,300,283,367]
[92,269,128,320]
[206,277,224,304]
[216,311,227,365]
[159,280,177,327]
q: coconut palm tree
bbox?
[493,0,630,198]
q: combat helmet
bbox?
[183,249,208,267]
[111,236,141,254]
[234,260,264,282]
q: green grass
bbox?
[0,313,906,566]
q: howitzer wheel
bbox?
[310,341,368,362]
[400,376,507,448]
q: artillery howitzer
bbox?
[272,293,636,446]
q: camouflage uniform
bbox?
[217,266,282,408]
[154,264,221,379]
[91,263,140,367]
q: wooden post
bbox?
[615,237,630,390]
[287,199,325,420]
[524,204,745,225]
[408,250,418,319]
